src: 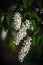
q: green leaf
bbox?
[7,36,16,52]
[31,21,36,28]
[23,0,33,9]
[18,6,23,11]
[32,34,43,58]
[2,12,14,30]
[29,11,41,22]
[9,41,16,51]
[36,35,43,54]
[24,12,29,17]
[32,36,37,46]
[2,16,9,30]
[7,12,14,26]
[36,35,41,47]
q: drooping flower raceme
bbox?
[9,12,34,62]
[12,12,22,30]
[18,37,32,62]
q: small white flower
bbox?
[30,25,34,31]
[25,20,31,29]
[21,23,27,31]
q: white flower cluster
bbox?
[10,12,34,62]
[18,37,32,62]
[12,12,22,30]
[12,18,34,45]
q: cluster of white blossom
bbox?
[18,37,32,62]
[12,12,22,30]
[12,18,34,45]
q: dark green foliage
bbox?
[36,0,43,8]
[23,0,33,9]
[32,34,43,55]
[7,12,14,26]
[7,36,16,52]
[29,11,41,22]
[2,12,14,30]
[31,20,37,29]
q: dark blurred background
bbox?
[0,0,17,12]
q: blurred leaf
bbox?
[29,11,41,22]
[0,13,3,24]
[2,16,9,30]
[7,12,14,26]
[36,35,43,54]
[23,0,33,9]
[19,6,23,11]
[24,12,29,17]
[32,36,36,46]
[2,12,14,30]
[32,34,43,56]
[16,0,18,2]
[36,35,41,47]
[9,41,16,52]
[31,20,37,28]
[36,0,42,8]
[7,36,16,52]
